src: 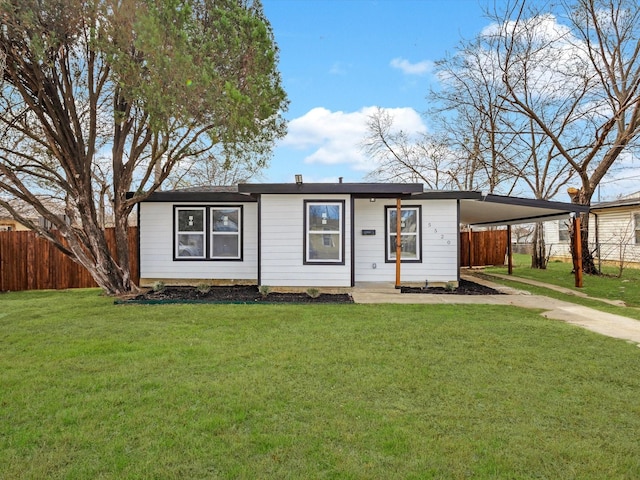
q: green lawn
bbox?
[485,253,640,309]
[2,289,640,479]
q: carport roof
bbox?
[456,193,589,226]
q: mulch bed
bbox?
[124,285,354,304]
[400,279,504,295]
[120,279,502,304]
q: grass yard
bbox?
[2,289,640,479]
[485,253,640,309]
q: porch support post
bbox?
[395,198,402,289]
[574,215,583,288]
[468,228,473,268]
[507,225,513,275]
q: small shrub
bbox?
[152,281,166,293]
[258,285,271,298]
[306,288,320,299]
[196,283,211,294]
[445,282,457,292]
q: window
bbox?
[176,208,206,258]
[385,206,421,262]
[634,213,640,244]
[211,207,241,259]
[558,220,570,243]
[305,201,344,264]
[174,205,243,260]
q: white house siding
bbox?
[139,202,258,284]
[353,199,459,284]
[591,208,640,266]
[259,194,352,287]
[546,210,640,267]
[544,218,575,258]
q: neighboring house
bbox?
[0,204,43,231]
[547,192,640,268]
[0,198,71,232]
[137,182,587,289]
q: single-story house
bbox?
[137,181,588,290]
[547,191,640,268]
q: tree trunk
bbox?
[531,222,547,269]
[568,188,598,275]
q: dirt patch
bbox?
[123,285,354,304]
[401,279,504,295]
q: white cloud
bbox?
[390,57,433,76]
[281,106,427,172]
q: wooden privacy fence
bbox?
[460,229,508,267]
[0,227,139,292]
[1,227,505,292]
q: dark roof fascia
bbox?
[136,191,256,203]
[237,183,424,195]
[470,211,578,227]
[483,194,590,213]
[411,191,483,200]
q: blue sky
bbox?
[259,0,639,200]
[261,0,489,183]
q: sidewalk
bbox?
[350,277,640,346]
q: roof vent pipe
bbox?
[339,177,343,183]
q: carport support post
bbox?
[395,198,402,289]
[507,225,513,275]
[468,228,473,268]
[574,215,583,288]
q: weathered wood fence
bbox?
[1,227,505,292]
[0,227,139,292]
[460,229,508,267]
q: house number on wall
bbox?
[427,222,452,245]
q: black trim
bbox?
[174,206,207,260]
[240,182,423,195]
[456,199,460,283]
[303,200,346,265]
[145,191,255,203]
[136,203,141,287]
[412,191,483,200]
[173,205,244,261]
[470,211,579,227]
[483,193,590,213]
[350,196,355,287]
[257,195,262,285]
[384,205,423,264]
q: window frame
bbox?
[558,219,571,243]
[210,206,242,260]
[173,205,244,261]
[634,212,640,245]
[385,205,422,263]
[174,206,207,260]
[303,200,345,265]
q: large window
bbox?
[634,213,640,245]
[305,201,344,264]
[176,207,206,258]
[211,207,241,259]
[174,206,242,260]
[385,206,421,262]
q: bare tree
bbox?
[492,0,640,273]
[362,108,465,189]
[0,0,287,294]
